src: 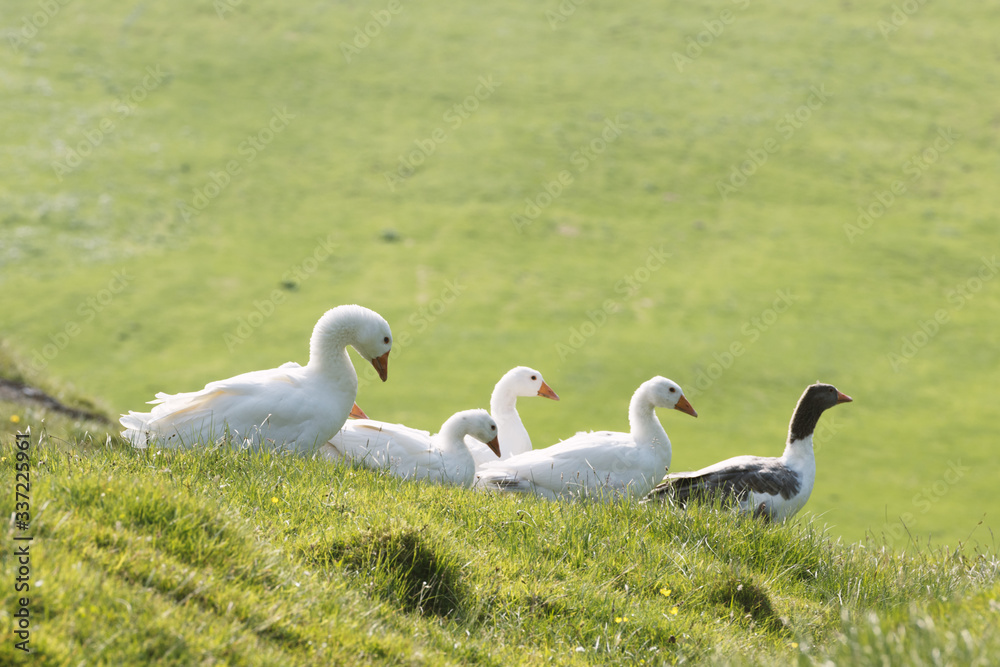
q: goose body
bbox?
[475,377,697,500]
[465,366,559,467]
[120,305,392,454]
[644,382,851,521]
[321,409,500,487]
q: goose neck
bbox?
[307,308,365,375]
[489,388,519,417]
[781,435,817,476]
[628,392,669,448]
[787,396,825,443]
[437,422,477,482]
[438,418,473,455]
[307,347,356,386]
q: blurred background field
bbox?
[1,0,997,548]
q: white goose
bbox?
[644,382,851,521]
[120,304,392,454]
[475,376,697,500]
[465,366,559,467]
[320,409,500,488]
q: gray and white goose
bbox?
[644,382,851,521]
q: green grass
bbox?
[2,0,998,550]
[1,413,998,664]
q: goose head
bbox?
[448,409,501,457]
[500,366,560,400]
[311,305,392,381]
[787,382,852,442]
[351,314,392,382]
[641,376,698,417]
[803,382,853,409]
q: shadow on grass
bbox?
[305,525,467,618]
[708,574,784,633]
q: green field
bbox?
[2,0,998,555]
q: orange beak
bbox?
[836,391,853,404]
[485,435,501,458]
[371,351,389,382]
[674,395,698,418]
[349,402,368,420]
[537,381,560,401]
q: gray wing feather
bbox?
[646,455,800,504]
[474,470,536,494]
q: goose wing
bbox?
[647,455,801,504]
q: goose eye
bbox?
[491,425,497,431]
[531,375,537,381]
[383,336,390,344]
[669,387,676,393]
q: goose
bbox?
[475,376,697,500]
[320,409,500,487]
[643,382,851,521]
[464,366,559,467]
[120,304,392,454]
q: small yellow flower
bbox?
[10,415,20,423]
[660,588,671,597]
[670,606,679,615]
[791,642,799,649]
[271,497,279,504]
[615,616,628,623]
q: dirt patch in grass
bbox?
[0,378,110,423]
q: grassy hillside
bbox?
[2,0,998,552]
[1,409,999,665]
